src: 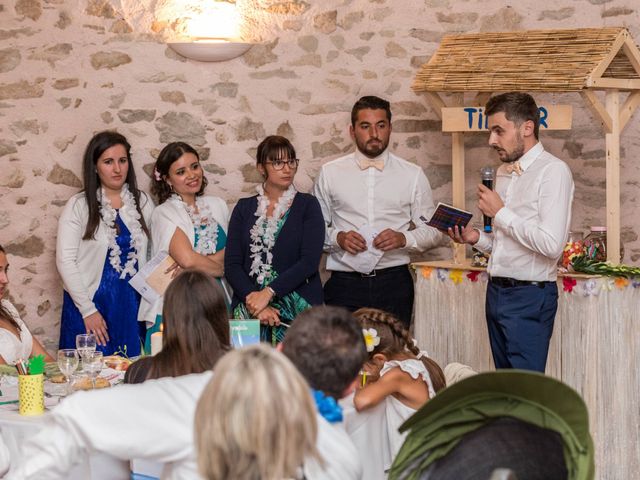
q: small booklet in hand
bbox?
[422,202,473,233]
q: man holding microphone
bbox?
[449,92,574,372]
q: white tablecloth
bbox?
[0,375,130,479]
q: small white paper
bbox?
[340,224,384,273]
[129,250,175,303]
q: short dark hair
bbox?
[256,135,296,167]
[485,92,540,140]
[351,95,392,126]
[151,142,209,204]
[282,306,367,399]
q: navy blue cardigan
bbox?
[224,192,325,310]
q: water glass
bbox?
[76,334,97,363]
[57,349,79,395]
[83,351,103,388]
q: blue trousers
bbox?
[485,280,558,372]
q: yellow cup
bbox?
[18,373,45,416]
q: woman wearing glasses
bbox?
[225,136,325,345]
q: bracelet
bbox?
[266,286,276,297]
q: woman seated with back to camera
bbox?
[124,269,230,384]
[225,135,325,345]
[0,245,53,365]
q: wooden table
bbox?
[412,261,640,480]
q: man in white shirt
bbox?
[313,96,442,328]
[6,305,365,480]
[449,92,574,372]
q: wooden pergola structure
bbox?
[413,27,640,264]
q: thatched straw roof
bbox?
[413,27,640,93]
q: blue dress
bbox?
[59,213,144,356]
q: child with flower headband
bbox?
[347,307,445,479]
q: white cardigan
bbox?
[55,191,154,321]
[144,195,230,324]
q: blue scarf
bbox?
[312,389,343,423]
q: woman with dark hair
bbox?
[225,135,325,345]
[0,245,53,364]
[57,130,153,356]
[125,269,230,383]
[146,142,229,348]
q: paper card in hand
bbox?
[229,320,260,348]
[129,251,176,303]
[423,202,473,232]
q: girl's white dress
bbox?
[0,300,33,364]
[341,358,436,479]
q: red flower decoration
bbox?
[562,276,577,292]
[467,271,481,282]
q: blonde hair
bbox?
[354,308,446,393]
[195,345,319,480]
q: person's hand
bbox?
[447,225,480,245]
[257,306,280,326]
[246,288,274,316]
[83,312,109,346]
[373,229,406,251]
[337,231,367,254]
[165,261,181,279]
[477,183,504,218]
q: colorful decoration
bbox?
[562,277,577,292]
[614,277,629,289]
[467,271,481,282]
[420,266,433,279]
[449,269,464,284]
[561,240,584,268]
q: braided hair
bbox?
[354,307,445,392]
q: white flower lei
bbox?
[170,194,219,255]
[99,183,145,279]
[249,184,297,285]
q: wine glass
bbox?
[76,334,96,367]
[57,349,79,395]
[83,351,103,389]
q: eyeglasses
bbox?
[266,159,299,170]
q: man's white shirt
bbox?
[313,150,442,271]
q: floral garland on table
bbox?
[99,183,145,279]
[170,194,218,255]
[416,265,640,296]
[249,184,297,285]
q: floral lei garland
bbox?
[249,184,297,285]
[99,183,145,279]
[170,194,219,255]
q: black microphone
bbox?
[480,166,496,233]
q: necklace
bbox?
[170,195,219,255]
[99,183,144,279]
[249,184,297,285]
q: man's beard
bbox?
[497,135,525,163]
[357,138,388,158]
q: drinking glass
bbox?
[76,333,97,366]
[57,349,79,395]
[83,351,103,389]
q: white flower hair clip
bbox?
[153,167,162,181]
[362,328,381,352]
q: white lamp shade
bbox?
[168,41,252,62]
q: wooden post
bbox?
[451,93,466,264]
[605,90,621,263]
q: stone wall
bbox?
[1,0,639,350]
